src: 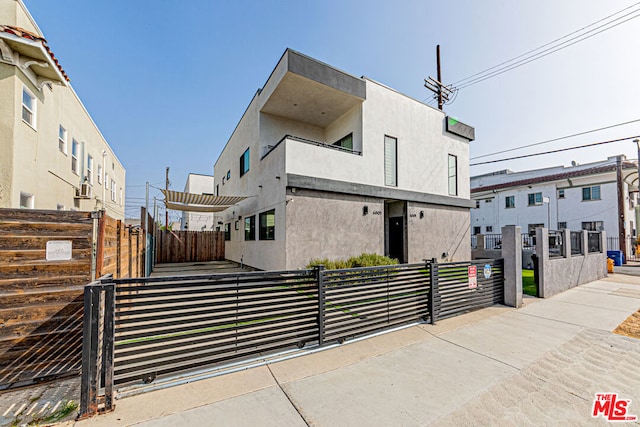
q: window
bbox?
[22,88,36,127]
[582,186,601,201]
[216,184,219,196]
[528,192,543,206]
[473,226,481,235]
[528,223,544,236]
[58,125,67,153]
[87,155,93,184]
[448,154,457,196]
[240,148,250,177]
[111,179,116,201]
[244,215,255,240]
[226,170,231,180]
[582,221,604,231]
[97,165,102,184]
[71,140,79,174]
[557,222,567,229]
[20,192,34,209]
[505,196,515,208]
[259,209,275,240]
[475,200,480,208]
[384,135,397,186]
[333,133,353,150]
[558,189,565,199]
[224,223,231,241]
[486,226,493,232]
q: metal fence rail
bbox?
[321,264,429,344]
[434,260,504,320]
[112,270,318,386]
[80,259,505,418]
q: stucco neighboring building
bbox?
[180,173,215,231]
[0,0,125,219]
[213,49,475,271]
[471,155,638,251]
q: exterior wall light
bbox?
[363,206,369,216]
[419,211,424,219]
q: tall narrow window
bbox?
[71,140,79,174]
[111,180,116,201]
[244,215,255,240]
[22,88,36,127]
[384,136,397,187]
[448,154,458,196]
[259,209,275,240]
[87,155,93,184]
[240,148,250,177]
[58,125,67,153]
[224,223,231,241]
[97,164,102,184]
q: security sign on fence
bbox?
[468,265,477,289]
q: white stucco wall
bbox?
[181,173,215,231]
[285,79,470,199]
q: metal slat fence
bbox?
[433,260,504,320]
[80,258,504,417]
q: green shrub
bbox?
[306,253,398,270]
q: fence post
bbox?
[102,282,116,412]
[502,225,523,307]
[427,258,438,325]
[79,284,100,419]
[314,266,325,346]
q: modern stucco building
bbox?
[213,49,475,270]
[0,0,125,219]
[180,173,215,231]
[471,155,638,253]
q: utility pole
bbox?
[424,45,453,111]
[616,156,627,263]
[165,166,170,229]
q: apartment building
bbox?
[211,49,474,270]
[0,0,125,218]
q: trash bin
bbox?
[607,250,623,266]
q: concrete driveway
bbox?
[73,275,640,426]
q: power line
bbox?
[471,118,640,160]
[453,3,640,90]
[470,135,640,166]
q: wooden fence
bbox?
[0,208,146,390]
[97,214,144,279]
[0,209,94,389]
[155,230,224,263]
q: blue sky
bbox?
[24,0,640,221]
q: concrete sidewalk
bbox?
[74,275,640,426]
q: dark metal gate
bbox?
[80,258,504,417]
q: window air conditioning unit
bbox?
[75,183,92,199]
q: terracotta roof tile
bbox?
[0,24,69,81]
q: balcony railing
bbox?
[261,134,362,160]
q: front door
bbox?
[389,216,404,263]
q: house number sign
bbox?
[46,240,72,261]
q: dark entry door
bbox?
[389,216,404,263]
